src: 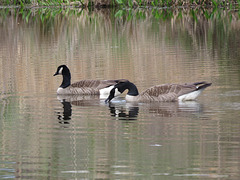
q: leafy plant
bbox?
[0,0,239,8]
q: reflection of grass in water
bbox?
[0,7,239,72]
[23,7,240,63]
[0,0,239,8]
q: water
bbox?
[0,8,240,179]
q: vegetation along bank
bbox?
[0,0,239,8]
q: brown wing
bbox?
[70,79,128,90]
[139,83,197,101]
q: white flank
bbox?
[99,85,114,95]
[126,94,137,102]
[178,90,203,101]
[57,87,65,94]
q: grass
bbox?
[0,0,83,7]
[0,0,239,8]
[0,4,238,24]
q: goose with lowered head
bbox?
[105,80,212,103]
[54,65,127,96]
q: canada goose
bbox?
[54,65,127,96]
[105,81,212,103]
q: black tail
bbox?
[196,82,212,90]
[115,79,129,83]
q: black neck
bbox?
[116,81,139,96]
[127,82,139,96]
[105,81,139,103]
[60,73,71,88]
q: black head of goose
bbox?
[105,80,212,103]
[54,65,128,96]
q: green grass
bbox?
[0,0,82,6]
[0,0,32,6]
[0,4,238,24]
[0,0,239,8]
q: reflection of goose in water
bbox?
[57,99,72,125]
[108,103,139,121]
[56,95,99,126]
[54,65,127,97]
[56,95,203,125]
[56,95,105,125]
[108,100,202,119]
[56,95,139,121]
[57,94,101,106]
[145,101,203,117]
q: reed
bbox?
[0,0,239,8]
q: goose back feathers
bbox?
[105,81,211,103]
[57,79,126,95]
[54,65,127,95]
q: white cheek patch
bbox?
[58,67,63,75]
[114,88,121,96]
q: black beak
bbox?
[53,72,58,76]
[105,91,115,104]
[105,98,110,104]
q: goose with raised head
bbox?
[54,65,127,96]
[105,80,212,103]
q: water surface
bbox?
[0,8,240,179]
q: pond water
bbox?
[0,7,240,179]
